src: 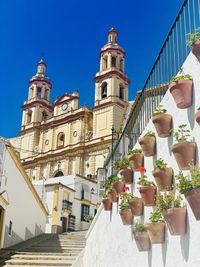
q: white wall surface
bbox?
[84,52,200,267]
[2,148,47,248]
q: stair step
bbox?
[32,244,85,248]
[4,259,73,266]
[11,254,76,261]
[15,252,77,256]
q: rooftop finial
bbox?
[108,27,118,43]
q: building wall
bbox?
[1,144,47,248]
[83,53,200,266]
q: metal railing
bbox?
[104,0,200,173]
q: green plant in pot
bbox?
[114,157,133,184]
[169,69,193,109]
[111,175,125,195]
[100,191,112,211]
[132,221,150,251]
[138,131,156,156]
[137,172,157,206]
[186,27,200,61]
[118,192,133,225]
[145,209,165,244]
[156,192,186,235]
[103,176,118,203]
[84,215,94,222]
[176,165,200,220]
[152,105,173,137]
[127,191,143,216]
[128,148,144,170]
[172,124,196,170]
[152,158,173,191]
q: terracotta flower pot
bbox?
[133,232,150,251]
[120,168,133,184]
[138,136,156,156]
[162,206,187,235]
[108,189,118,203]
[192,39,200,61]
[102,199,112,211]
[172,141,196,170]
[119,208,133,225]
[195,110,200,126]
[152,114,172,137]
[129,198,143,216]
[146,222,165,244]
[128,153,144,170]
[112,181,125,194]
[169,79,193,109]
[152,167,173,191]
[139,186,157,206]
[185,188,200,220]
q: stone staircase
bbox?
[0,231,86,266]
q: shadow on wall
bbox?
[25,227,34,240]
[180,213,190,262]
[35,224,43,236]
[187,83,195,131]
[3,225,23,248]
[162,228,168,267]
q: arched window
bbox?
[102,56,108,70]
[101,82,107,99]
[54,171,64,177]
[42,110,48,121]
[57,132,65,148]
[111,56,116,68]
[44,89,48,100]
[120,58,124,71]
[26,110,32,124]
[119,85,124,100]
[37,87,42,98]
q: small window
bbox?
[8,221,12,236]
[101,82,107,99]
[54,171,64,177]
[81,204,89,221]
[42,111,48,121]
[37,87,42,98]
[111,56,116,68]
[119,85,124,100]
[120,58,123,71]
[26,110,32,124]
[57,132,65,148]
[102,56,108,70]
[44,90,48,100]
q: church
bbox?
[10,28,131,181]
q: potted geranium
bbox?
[128,194,143,216]
[114,157,133,184]
[111,176,125,194]
[119,192,133,225]
[152,158,173,191]
[186,27,200,61]
[169,72,193,109]
[145,210,165,244]
[156,192,187,235]
[195,107,200,126]
[128,149,144,170]
[176,165,200,220]
[100,192,112,211]
[103,176,118,203]
[138,131,156,156]
[172,124,196,170]
[138,170,157,206]
[152,105,172,137]
[132,221,150,251]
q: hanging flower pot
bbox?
[102,198,112,211]
[119,208,133,225]
[186,29,200,61]
[172,124,196,170]
[185,188,200,220]
[195,109,200,126]
[138,131,156,157]
[128,149,144,170]
[152,159,173,191]
[191,39,200,61]
[113,180,125,194]
[138,175,156,206]
[162,207,187,235]
[108,189,118,203]
[146,222,165,244]
[120,168,133,184]
[129,197,143,216]
[152,105,172,137]
[132,222,150,251]
[169,75,193,109]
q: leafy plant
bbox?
[171,74,192,83]
[156,192,182,211]
[154,158,167,170]
[190,164,200,189]
[99,191,108,198]
[144,131,155,137]
[173,124,191,143]
[114,157,130,170]
[186,28,200,46]
[152,105,167,116]
[119,192,133,210]
[197,107,200,111]
[137,175,155,186]
[128,148,142,155]
[132,221,146,233]
[84,215,93,222]
[149,209,163,222]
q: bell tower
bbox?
[93,28,130,139]
[21,59,53,133]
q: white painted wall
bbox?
[1,145,47,248]
[84,52,200,267]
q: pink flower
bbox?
[138,166,146,173]
[124,186,129,191]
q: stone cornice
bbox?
[92,100,127,111]
[100,47,125,57]
[94,70,130,84]
[22,100,53,111]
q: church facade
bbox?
[10,28,130,181]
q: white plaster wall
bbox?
[84,52,200,267]
[2,150,47,248]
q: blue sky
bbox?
[0,0,183,138]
